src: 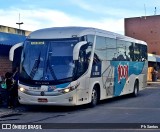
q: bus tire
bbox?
[89,86,98,107]
[132,80,139,97]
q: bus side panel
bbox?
[120,74,137,95]
[76,75,90,105]
[140,61,148,89]
[110,61,146,96]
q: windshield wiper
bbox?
[47,59,57,80]
[30,52,41,79]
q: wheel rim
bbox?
[92,88,97,105]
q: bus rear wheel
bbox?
[89,86,98,107]
[132,81,139,97]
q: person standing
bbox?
[0,76,7,106]
[5,72,14,108]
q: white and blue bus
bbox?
[10,27,148,106]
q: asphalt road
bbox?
[1,85,160,131]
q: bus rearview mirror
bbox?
[73,41,87,60]
[9,42,23,61]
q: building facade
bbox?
[0,25,30,36]
[125,15,160,81]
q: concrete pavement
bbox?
[0,81,160,118]
[0,105,24,119]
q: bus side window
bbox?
[93,53,100,65]
[116,40,132,61]
[95,36,106,61]
[117,40,126,61]
[134,43,147,62]
[129,43,134,61]
[77,43,92,75]
[134,44,140,61]
[106,38,117,61]
[78,50,86,74]
[140,45,147,61]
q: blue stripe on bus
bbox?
[55,83,70,88]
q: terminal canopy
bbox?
[0,32,26,46]
[0,32,26,55]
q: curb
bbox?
[147,82,160,87]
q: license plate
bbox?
[38,98,48,102]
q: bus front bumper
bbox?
[18,90,77,106]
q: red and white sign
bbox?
[118,64,129,83]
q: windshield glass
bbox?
[20,39,78,83]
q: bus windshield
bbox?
[20,38,79,83]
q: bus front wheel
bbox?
[89,86,98,107]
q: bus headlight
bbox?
[19,87,26,92]
[58,83,80,94]
[64,88,70,93]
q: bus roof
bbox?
[28,27,147,45]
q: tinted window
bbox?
[141,45,147,61]
[134,43,147,61]
[95,37,117,61]
[87,35,94,44]
[117,40,126,61]
[95,36,106,60]
[116,40,135,61]
[106,38,117,60]
[126,41,134,61]
[93,36,147,62]
[128,43,134,61]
